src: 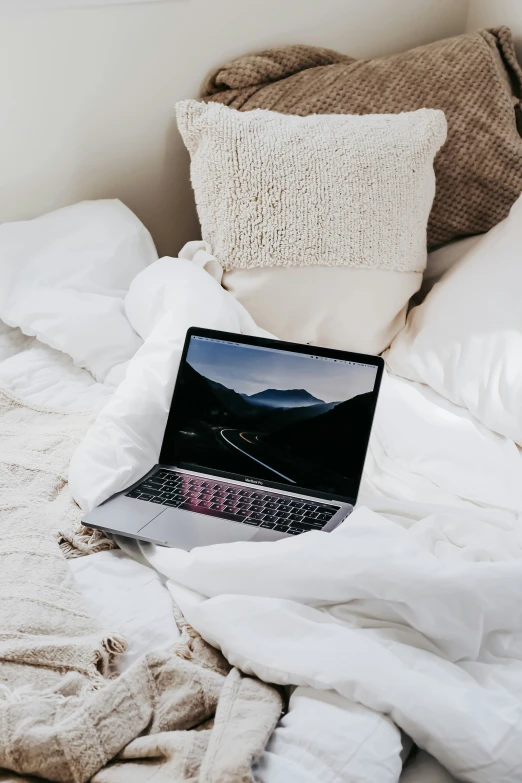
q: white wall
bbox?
[0,0,469,255]
[466,0,522,59]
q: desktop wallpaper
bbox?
[166,337,378,499]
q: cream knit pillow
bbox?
[176,100,446,353]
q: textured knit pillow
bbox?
[204,28,522,250]
[176,100,446,353]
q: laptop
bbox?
[83,328,383,549]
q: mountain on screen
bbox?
[173,361,374,495]
[183,363,336,426]
[206,376,253,416]
[262,391,374,478]
[243,388,326,408]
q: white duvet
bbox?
[2,201,522,783]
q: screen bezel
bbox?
[159,327,384,505]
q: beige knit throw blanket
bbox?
[0,389,282,782]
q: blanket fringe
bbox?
[58,525,117,559]
[0,681,75,704]
[171,600,202,660]
[0,674,99,704]
[171,601,230,676]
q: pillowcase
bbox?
[176,100,446,354]
[204,28,522,250]
[386,193,522,446]
[0,200,157,384]
[411,235,482,306]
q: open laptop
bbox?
[83,328,383,549]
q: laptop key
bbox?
[287,528,303,535]
[260,521,276,529]
[316,513,333,522]
[163,499,181,507]
[243,517,261,526]
[300,517,326,529]
[137,493,154,501]
[150,497,165,504]
[273,524,289,532]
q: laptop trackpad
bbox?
[140,507,258,549]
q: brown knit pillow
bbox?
[204,29,522,249]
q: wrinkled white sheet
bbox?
[136,507,522,783]
[67,242,522,782]
[70,245,274,511]
[0,320,113,409]
[3,201,522,783]
[69,549,180,672]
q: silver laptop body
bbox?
[83,328,383,550]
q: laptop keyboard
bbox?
[126,469,339,535]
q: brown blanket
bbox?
[204,28,522,249]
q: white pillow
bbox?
[386,194,522,445]
[176,100,447,354]
[0,200,157,383]
[412,234,482,305]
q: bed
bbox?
[1,194,522,783]
[2,17,522,778]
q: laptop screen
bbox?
[161,333,381,502]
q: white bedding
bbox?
[0,319,498,783]
[2,201,522,783]
[0,321,112,410]
[1,322,465,783]
[69,549,181,672]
